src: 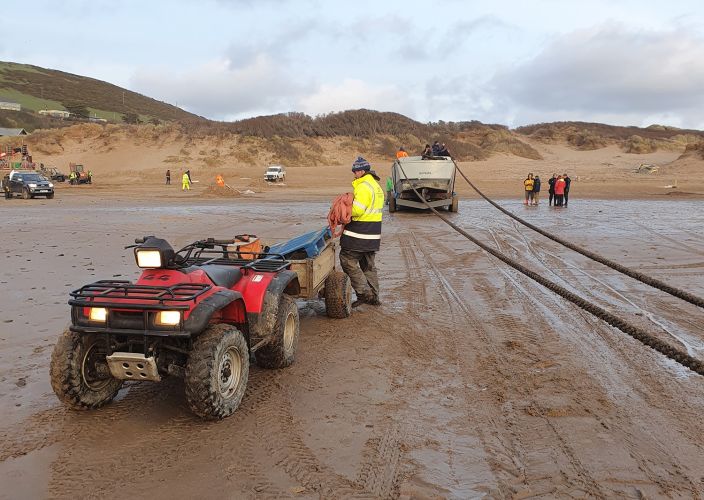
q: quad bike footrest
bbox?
[106,352,161,382]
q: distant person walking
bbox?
[554,175,566,206]
[532,175,541,205]
[396,147,408,159]
[563,173,571,206]
[182,171,191,191]
[186,169,192,183]
[166,169,171,185]
[523,173,535,205]
[386,176,393,205]
[548,173,557,206]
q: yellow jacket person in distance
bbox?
[182,171,191,190]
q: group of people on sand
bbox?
[523,173,571,207]
[165,169,193,190]
[395,141,451,159]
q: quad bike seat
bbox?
[198,265,242,289]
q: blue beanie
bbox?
[351,156,371,172]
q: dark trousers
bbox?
[340,249,379,299]
[555,194,564,206]
[166,177,170,185]
[564,189,569,206]
[548,192,554,205]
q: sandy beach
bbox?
[1,135,704,498]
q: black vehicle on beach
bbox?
[3,171,55,199]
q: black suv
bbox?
[3,172,55,199]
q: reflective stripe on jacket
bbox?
[341,173,384,252]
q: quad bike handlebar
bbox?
[125,235,288,266]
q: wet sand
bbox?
[1,188,704,498]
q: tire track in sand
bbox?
[468,224,702,497]
[409,229,609,498]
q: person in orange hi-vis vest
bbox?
[215,174,225,187]
[396,147,408,159]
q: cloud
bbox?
[131,56,310,119]
[397,15,513,62]
[297,79,414,116]
[492,24,704,125]
[225,18,319,69]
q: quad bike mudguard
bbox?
[184,289,244,335]
[247,270,300,345]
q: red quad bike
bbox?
[50,236,301,420]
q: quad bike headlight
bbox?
[133,237,175,269]
[155,310,181,326]
[136,249,163,268]
[89,307,107,322]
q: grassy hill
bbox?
[3,61,702,162]
[515,121,704,152]
[0,61,202,124]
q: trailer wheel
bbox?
[449,195,459,213]
[46,192,55,199]
[257,294,299,369]
[185,324,249,420]
[50,329,123,410]
[324,271,352,319]
[388,196,397,212]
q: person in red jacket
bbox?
[553,175,566,206]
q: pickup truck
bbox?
[3,171,55,199]
[264,165,286,182]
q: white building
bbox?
[0,128,28,136]
[38,109,71,119]
[0,100,21,111]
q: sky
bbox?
[2,0,704,129]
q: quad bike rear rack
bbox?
[186,256,291,273]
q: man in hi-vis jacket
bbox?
[340,157,384,307]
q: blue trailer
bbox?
[268,227,352,319]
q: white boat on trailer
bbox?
[388,155,458,212]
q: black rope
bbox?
[393,162,704,376]
[453,163,704,310]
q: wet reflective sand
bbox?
[1,195,703,498]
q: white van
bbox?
[264,165,286,182]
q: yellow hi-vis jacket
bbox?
[342,173,384,252]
